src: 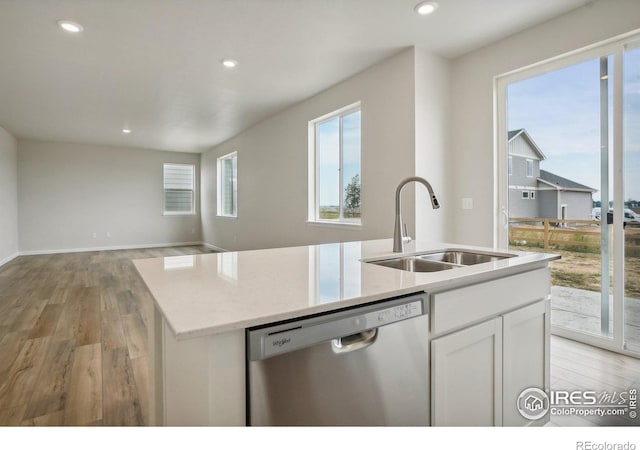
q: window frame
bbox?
[525,159,534,177]
[307,102,362,227]
[217,151,238,218]
[521,191,530,200]
[163,163,196,216]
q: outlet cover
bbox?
[462,198,473,210]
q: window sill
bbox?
[163,212,196,217]
[217,215,238,219]
[306,220,362,230]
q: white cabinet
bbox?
[431,317,503,426]
[502,300,550,426]
[430,268,551,427]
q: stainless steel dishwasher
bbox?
[246,292,429,426]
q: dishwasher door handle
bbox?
[331,328,378,354]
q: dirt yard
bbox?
[510,244,640,299]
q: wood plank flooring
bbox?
[1,245,638,426]
[0,246,213,426]
[549,335,640,426]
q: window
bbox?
[308,103,361,224]
[508,157,513,175]
[217,152,237,217]
[521,191,529,199]
[163,163,195,215]
[525,159,534,177]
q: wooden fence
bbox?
[509,217,640,254]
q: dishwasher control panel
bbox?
[376,301,422,325]
[247,293,428,361]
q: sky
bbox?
[317,110,360,207]
[507,49,640,202]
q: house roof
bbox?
[538,170,597,192]
[508,129,546,160]
[507,129,523,140]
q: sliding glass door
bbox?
[496,36,639,356]
[624,43,640,352]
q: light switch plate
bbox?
[462,198,473,210]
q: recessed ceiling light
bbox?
[221,59,238,68]
[414,1,439,15]
[57,20,83,33]
[122,128,132,134]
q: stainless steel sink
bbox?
[364,249,515,272]
[418,250,515,265]
[369,257,458,272]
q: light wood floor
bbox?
[1,246,639,426]
[549,335,640,426]
[0,245,213,426]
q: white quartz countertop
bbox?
[133,239,559,340]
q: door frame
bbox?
[494,31,640,357]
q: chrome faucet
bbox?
[393,176,440,252]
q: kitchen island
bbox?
[133,239,559,426]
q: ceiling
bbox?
[0,0,592,153]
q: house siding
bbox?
[559,190,593,221]
[508,188,538,219]
[509,140,540,219]
[509,134,542,160]
[509,154,539,188]
[538,189,558,219]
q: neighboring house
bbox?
[508,129,597,221]
[508,129,546,219]
[537,170,597,221]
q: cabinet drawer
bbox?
[430,268,550,337]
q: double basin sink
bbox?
[365,249,515,273]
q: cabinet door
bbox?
[502,299,550,426]
[431,317,503,426]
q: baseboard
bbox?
[202,242,229,252]
[18,241,206,256]
[0,252,19,268]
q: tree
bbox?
[344,174,361,217]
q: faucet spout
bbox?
[393,176,440,253]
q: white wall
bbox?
[18,139,201,253]
[450,0,640,247]
[202,48,448,251]
[0,126,18,265]
[415,49,451,243]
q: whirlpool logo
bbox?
[272,337,291,348]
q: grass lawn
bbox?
[319,209,360,220]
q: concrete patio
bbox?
[551,285,640,349]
